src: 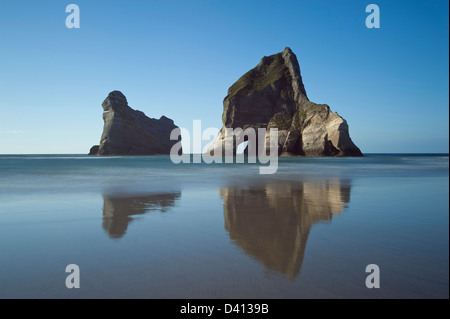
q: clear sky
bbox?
[0,0,448,154]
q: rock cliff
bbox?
[207,47,362,156]
[89,91,181,155]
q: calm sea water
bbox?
[0,154,448,298]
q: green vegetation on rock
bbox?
[297,110,306,121]
[270,112,292,130]
[226,53,291,98]
[307,103,327,112]
[291,110,306,129]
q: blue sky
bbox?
[0,0,448,154]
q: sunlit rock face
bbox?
[220,179,351,279]
[207,47,362,157]
[89,91,181,155]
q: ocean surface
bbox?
[0,154,448,298]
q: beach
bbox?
[0,154,448,298]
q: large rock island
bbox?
[207,47,362,157]
[89,91,181,155]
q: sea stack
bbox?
[89,91,181,155]
[207,47,363,156]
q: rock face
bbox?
[207,47,362,156]
[89,91,181,155]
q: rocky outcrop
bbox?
[89,91,181,155]
[207,47,362,156]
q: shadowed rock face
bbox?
[220,179,351,279]
[89,91,181,155]
[102,192,181,238]
[207,47,363,157]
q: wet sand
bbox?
[0,155,448,298]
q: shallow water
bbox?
[0,154,448,298]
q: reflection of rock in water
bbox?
[220,180,351,279]
[102,192,181,238]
